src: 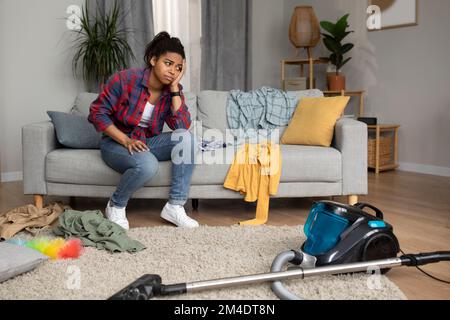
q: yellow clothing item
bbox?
[223,143,282,225]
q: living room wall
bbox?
[367,0,450,175]
[0,0,86,181]
[280,0,450,176]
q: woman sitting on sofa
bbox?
[88,31,198,230]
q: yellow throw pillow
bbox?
[281,96,350,147]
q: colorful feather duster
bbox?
[7,237,84,260]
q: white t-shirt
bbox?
[138,101,155,128]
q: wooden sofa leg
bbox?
[348,195,358,206]
[192,199,199,211]
[34,195,44,209]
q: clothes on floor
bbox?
[223,142,282,225]
[53,210,145,253]
[0,202,70,241]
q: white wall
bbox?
[278,0,450,176]
[367,0,450,174]
[250,0,286,89]
[0,0,86,182]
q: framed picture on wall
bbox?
[368,0,418,31]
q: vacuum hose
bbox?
[270,251,304,300]
[270,251,450,300]
[400,251,450,266]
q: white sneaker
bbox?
[105,200,129,230]
[160,203,199,228]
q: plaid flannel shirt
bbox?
[88,67,191,143]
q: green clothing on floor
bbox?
[53,210,145,253]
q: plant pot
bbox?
[327,74,346,91]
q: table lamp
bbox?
[289,5,320,59]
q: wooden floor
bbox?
[1,170,449,300]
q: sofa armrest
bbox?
[22,121,58,195]
[333,118,368,195]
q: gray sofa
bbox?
[22,90,367,209]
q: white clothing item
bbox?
[138,101,155,128]
[160,202,199,228]
[199,139,227,152]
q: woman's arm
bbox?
[104,124,149,155]
[165,60,191,130]
[89,72,149,155]
[169,60,186,115]
[88,74,122,132]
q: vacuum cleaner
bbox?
[109,201,450,300]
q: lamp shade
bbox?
[289,6,320,48]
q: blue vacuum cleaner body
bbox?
[302,201,400,267]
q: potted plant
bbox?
[320,14,354,91]
[71,1,135,92]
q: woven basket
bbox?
[368,136,392,167]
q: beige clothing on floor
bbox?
[0,202,70,240]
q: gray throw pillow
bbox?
[47,111,101,149]
[0,243,48,283]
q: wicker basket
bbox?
[368,136,392,167]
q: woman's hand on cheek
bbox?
[170,60,186,91]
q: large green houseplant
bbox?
[320,14,354,91]
[71,1,135,92]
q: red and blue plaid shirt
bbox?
[88,67,191,143]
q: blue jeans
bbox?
[100,129,197,208]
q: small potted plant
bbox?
[71,1,135,92]
[320,14,354,91]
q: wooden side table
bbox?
[367,125,400,174]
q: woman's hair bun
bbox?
[144,31,186,68]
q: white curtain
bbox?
[152,0,202,94]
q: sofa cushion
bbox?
[279,145,341,182]
[197,91,229,134]
[47,111,101,149]
[45,145,341,187]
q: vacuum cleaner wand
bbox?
[108,251,450,300]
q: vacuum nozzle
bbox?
[108,274,162,300]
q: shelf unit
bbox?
[280,57,328,90]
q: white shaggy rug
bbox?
[0,225,407,300]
